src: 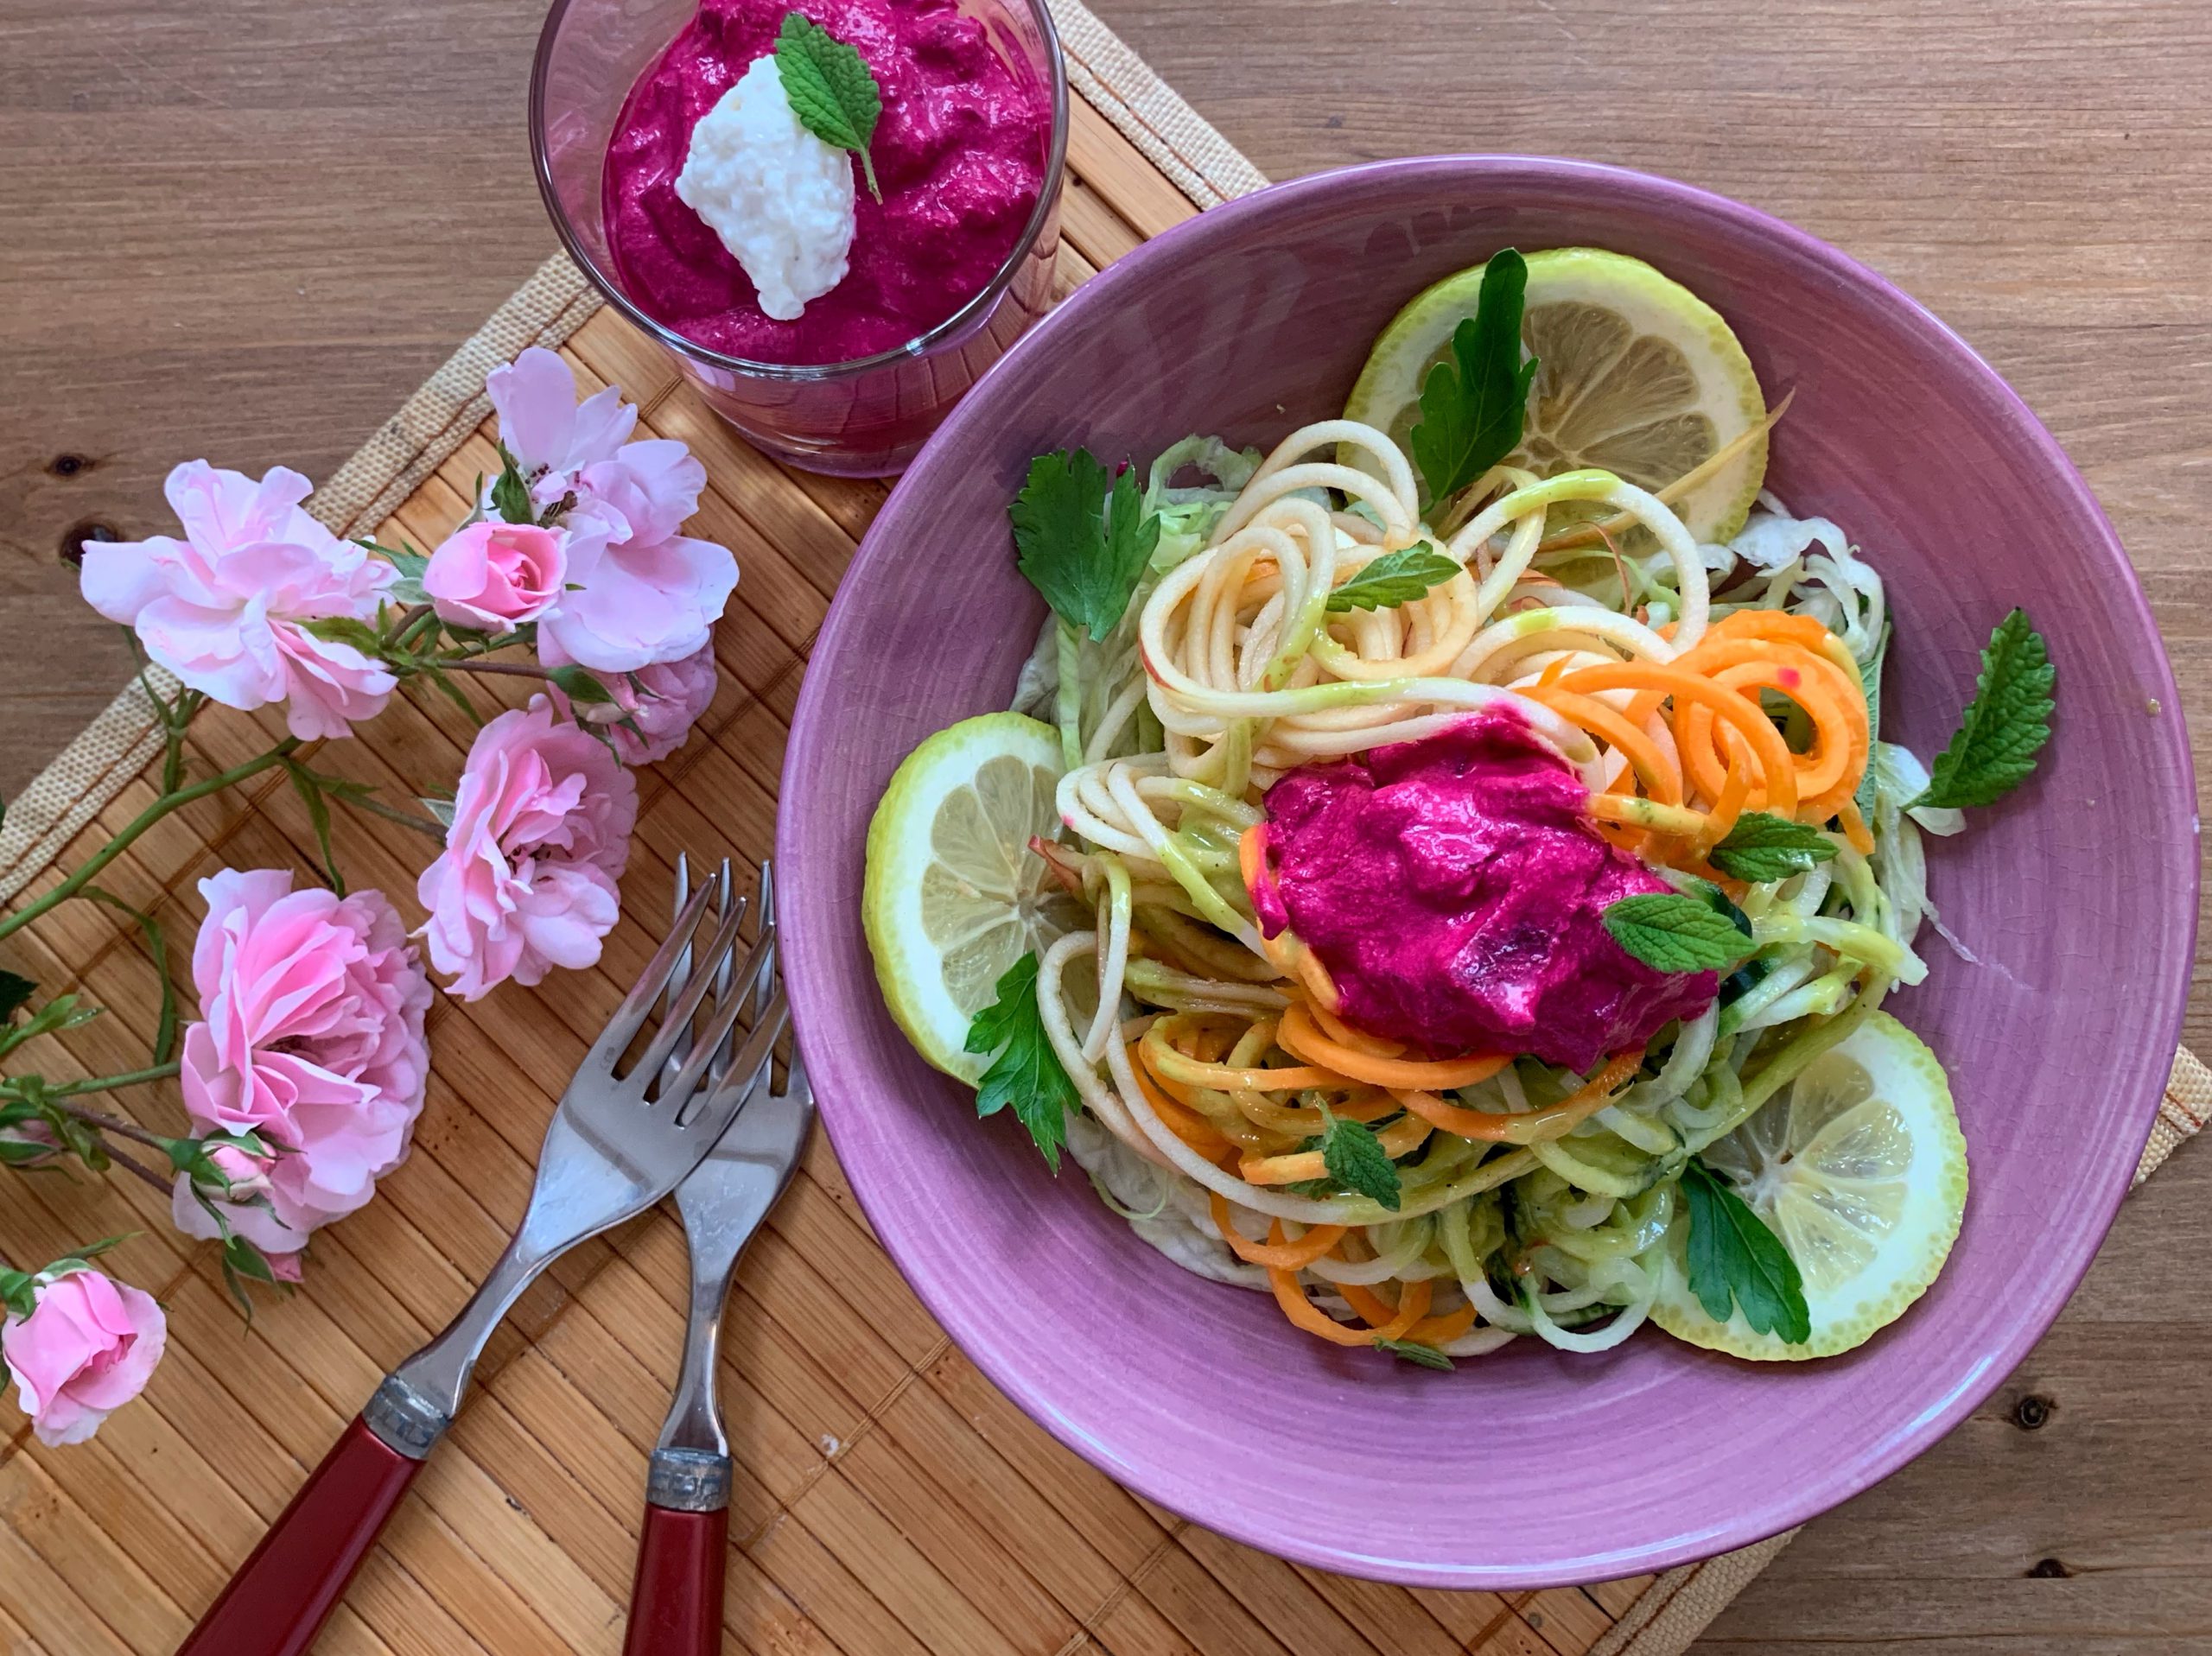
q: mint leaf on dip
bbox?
[1601,892,1751,974]
[775,12,884,202]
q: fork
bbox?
[621,856,814,1656]
[178,866,789,1656]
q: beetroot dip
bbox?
[603,0,1052,365]
[1248,711,1717,1072]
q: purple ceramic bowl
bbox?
[777,156,2196,1586]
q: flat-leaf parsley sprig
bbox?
[1912,608,2055,812]
[1408,248,1538,511]
[1680,1158,1811,1344]
[964,952,1078,1171]
[1010,448,1161,641]
[775,11,884,202]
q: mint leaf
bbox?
[1325,543,1459,612]
[1913,609,2055,810]
[1408,249,1538,508]
[964,953,1077,1171]
[491,443,536,526]
[775,11,884,201]
[1709,813,1839,883]
[1373,1336,1453,1370]
[1320,1106,1401,1210]
[1680,1159,1809,1343]
[0,970,34,1025]
[1010,449,1159,642]
[1601,893,1750,974]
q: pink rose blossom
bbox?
[423,519,569,633]
[568,642,719,765]
[0,1116,58,1166]
[3,1269,167,1447]
[416,698,639,999]
[172,870,431,1261]
[79,461,396,740]
[483,348,735,674]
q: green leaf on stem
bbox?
[775,10,885,201]
[0,970,34,1025]
[79,886,176,1066]
[421,664,483,727]
[283,762,346,898]
[0,1270,36,1320]
[491,445,536,526]
[545,664,618,707]
[299,615,383,657]
[0,993,102,1063]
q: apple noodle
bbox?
[1011,419,1949,1356]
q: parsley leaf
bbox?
[1373,1336,1454,1370]
[1320,1105,1401,1210]
[490,443,536,525]
[1709,813,1839,883]
[1408,249,1538,509]
[1601,893,1751,974]
[964,953,1077,1171]
[1325,543,1459,612]
[1010,449,1160,642]
[1680,1159,1810,1343]
[775,12,884,201]
[1913,609,2055,810]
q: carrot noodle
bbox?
[975,414,1934,1361]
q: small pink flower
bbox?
[423,520,569,633]
[562,642,719,765]
[0,1116,58,1166]
[483,348,734,674]
[486,348,707,545]
[79,462,396,740]
[173,870,431,1260]
[2,1269,167,1447]
[416,698,639,999]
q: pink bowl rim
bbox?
[779,153,2196,1585]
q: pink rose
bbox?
[79,461,396,740]
[483,348,734,674]
[423,519,569,633]
[486,348,707,543]
[173,870,431,1259]
[562,642,719,765]
[416,698,639,999]
[2,1269,167,1447]
[0,1116,58,1167]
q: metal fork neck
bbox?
[367,1233,557,1458]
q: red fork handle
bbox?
[177,1416,423,1656]
[623,1501,728,1656]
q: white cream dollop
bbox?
[673,55,855,321]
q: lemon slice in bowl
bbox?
[1652,1012,1969,1361]
[1343,247,1769,541]
[863,712,1084,1082]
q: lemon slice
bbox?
[1343,247,1769,541]
[863,713,1084,1082]
[1651,1012,1968,1360]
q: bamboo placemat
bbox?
[0,5,2202,1653]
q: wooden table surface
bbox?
[4,1,2209,1649]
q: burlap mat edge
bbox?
[0,9,2197,1649]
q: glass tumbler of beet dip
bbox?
[532,0,1069,477]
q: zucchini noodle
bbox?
[999,416,1949,1361]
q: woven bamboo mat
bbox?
[0,5,2203,1653]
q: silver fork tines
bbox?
[365,857,790,1458]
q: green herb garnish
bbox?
[1601,892,1753,975]
[1709,812,1839,884]
[775,12,884,202]
[1408,248,1537,509]
[1325,542,1459,612]
[1373,1337,1454,1370]
[1320,1105,1402,1210]
[1912,608,2055,811]
[1011,448,1160,642]
[964,953,1077,1171]
[1680,1159,1810,1343]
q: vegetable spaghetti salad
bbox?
[865,247,2055,1367]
